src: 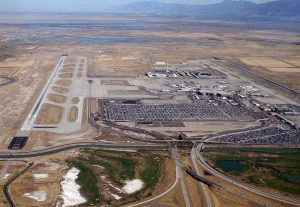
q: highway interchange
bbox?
[1,140,300,207]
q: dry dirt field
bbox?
[92,57,149,77]
[239,57,300,73]
[284,57,300,67]
[9,153,73,207]
[58,73,73,79]
[35,104,63,125]
[51,86,69,94]
[0,77,7,84]
[71,97,80,104]
[47,94,67,104]
[0,161,27,206]
[55,79,72,87]
[68,106,78,122]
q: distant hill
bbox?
[110,0,300,19]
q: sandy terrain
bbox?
[57,167,86,207]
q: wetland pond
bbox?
[281,173,300,184]
[215,160,247,174]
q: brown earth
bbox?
[55,79,72,87]
[58,73,73,79]
[51,86,69,94]
[35,104,63,125]
[47,94,67,104]
[68,106,78,122]
[72,97,80,104]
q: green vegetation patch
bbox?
[140,156,164,190]
[204,148,300,196]
[248,174,300,195]
[67,149,166,206]
[88,150,137,184]
[68,160,100,205]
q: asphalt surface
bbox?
[173,147,191,207]
[19,56,66,133]
[191,147,212,207]
[35,56,87,134]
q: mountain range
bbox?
[109,0,300,19]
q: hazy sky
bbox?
[0,0,275,12]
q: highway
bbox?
[195,143,300,206]
[128,145,192,207]
[190,146,212,207]
[3,140,298,207]
[0,143,168,159]
[173,146,191,207]
[127,146,180,207]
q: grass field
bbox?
[68,160,100,205]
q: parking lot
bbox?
[102,100,253,122]
[212,127,300,144]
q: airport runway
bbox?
[18,56,67,135]
[17,56,89,136]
